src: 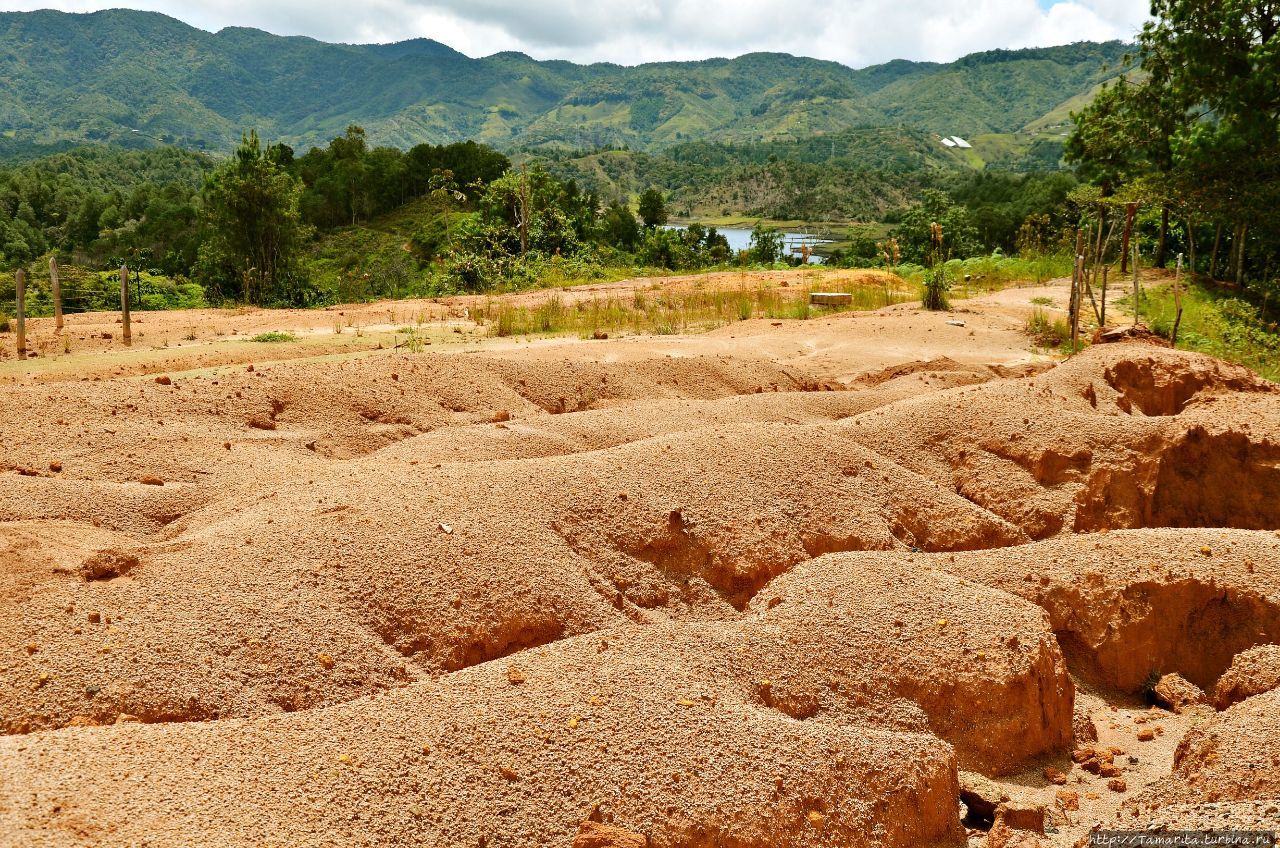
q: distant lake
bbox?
[664,226,831,264]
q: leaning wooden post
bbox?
[15,269,26,360]
[49,257,63,331]
[1171,253,1184,347]
[120,265,132,346]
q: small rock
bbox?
[1073,705,1098,743]
[80,549,139,581]
[1055,791,1079,812]
[1043,766,1067,785]
[1107,778,1127,793]
[87,611,101,624]
[506,665,526,685]
[438,522,453,534]
[139,474,164,486]
[1137,728,1155,742]
[155,375,172,385]
[48,461,62,472]
[1152,673,1207,713]
[995,802,1045,834]
[572,821,646,848]
[317,653,335,669]
[498,765,519,782]
[246,414,276,431]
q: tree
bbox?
[601,202,640,250]
[891,190,981,265]
[428,168,466,251]
[637,187,667,229]
[197,131,311,305]
[1068,1,1280,277]
[748,225,784,264]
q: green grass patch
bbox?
[249,331,296,343]
[1121,280,1280,381]
[1025,307,1072,352]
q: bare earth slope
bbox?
[2,277,1278,847]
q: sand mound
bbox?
[1,415,1028,733]
[4,294,1280,847]
[846,344,1280,539]
[1213,644,1280,709]
[2,553,1077,846]
[1131,689,1280,808]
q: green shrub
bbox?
[922,265,951,311]
[250,331,296,343]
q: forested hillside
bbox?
[0,9,1128,153]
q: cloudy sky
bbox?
[2,0,1149,67]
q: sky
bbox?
[0,0,1151,67]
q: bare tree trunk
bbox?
[1120,203,1137,274]
[1210,223,1223,279]
[1186,220,1196,275]
[1235,223,1248,287]
[1155,204,1169,268]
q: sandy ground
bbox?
[1,269,1278,848]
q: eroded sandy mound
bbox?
[3,554,1078,847]
[930,528,1280,692]
[1213,644,1280,709]
[3,314,1280,847]
[848,345,1280,539]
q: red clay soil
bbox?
[2,280,1279,846]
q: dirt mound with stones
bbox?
[3,295,1280,848]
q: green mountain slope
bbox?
[0,9,1129,154]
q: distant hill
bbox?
[0,9,1130,155]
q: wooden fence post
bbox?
[120,265,132,346]
[50,257,63,331]
[1100,266,1108,327]
[15,268,26,360]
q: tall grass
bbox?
[471,272,914,339]
[1130,281,1280,381]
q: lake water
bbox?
[665,226,831,264]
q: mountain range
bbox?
[0,9,1129,155]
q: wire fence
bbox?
[0,268,205,318]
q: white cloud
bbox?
[0,0,1150,66]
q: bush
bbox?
[922,265,951,311]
